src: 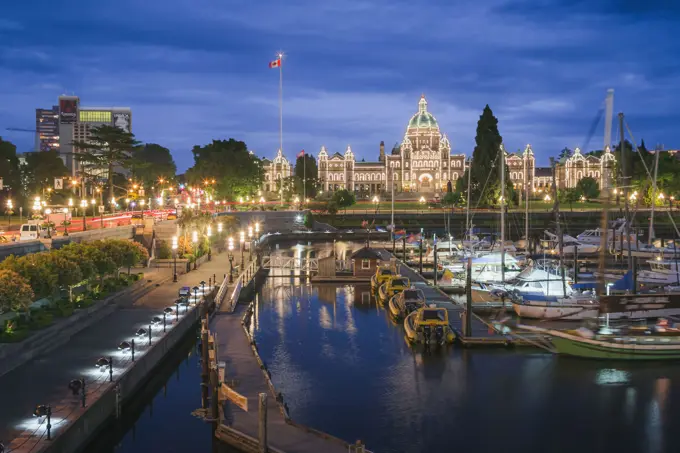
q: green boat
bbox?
[519,325,680,360]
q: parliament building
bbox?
[261,95,615,196]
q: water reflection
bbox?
[252,243,680,453]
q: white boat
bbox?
[543,231,599,256]
[443,252,522,284]
[638,258,680,286]
[576,218,627,246]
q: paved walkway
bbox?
[212,304,348,453]
[0,253,230,446]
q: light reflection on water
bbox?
[252,242,680,453]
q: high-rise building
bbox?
[57,95,132,178]
[35,105,59,151]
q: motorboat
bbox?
[388,287,426,321]
[378,276,410,304]
[370,262,398,291]
[576,218,627,246]
[443,252,522,284]
[638,257,680,286]
[404,305,455,346]
[543,231,599,256]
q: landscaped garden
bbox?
[0,239,149,342]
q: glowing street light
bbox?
[544,194,551,202]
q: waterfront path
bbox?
[212,304,349,453]
[0,254,230,449]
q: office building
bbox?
[35,105,60,151]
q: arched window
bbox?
[453,173,459,180]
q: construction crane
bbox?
[5,127,39,152]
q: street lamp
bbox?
[419,196,425,214]
[172,236,178,282]
[5,199,13,231]
[544,194,551,202]
[228,236,234,283]
[44,208,52,238]
[207,226,212,261]
[239,230,245,268]
[80,199,88,231]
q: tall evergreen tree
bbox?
[294,154,318,198]
[460,105,512,207]
[72,125,141,206]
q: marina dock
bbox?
[379,250,542,347]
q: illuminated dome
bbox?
[407,95,439,130]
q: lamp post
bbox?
[419,196,425,214]
[172,235,178,282]
[5,199,12,231]
[240,230,245,268]
[80,199,87,231]
[228,236,234,283]
[248,226,253,259]
[68,197,74,220]
[44,208,52,238]
[192,230,198,270]
[91,198,96,217]
[207,226,212,261]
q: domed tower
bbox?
[600,145,616,191]
[405,95,441,151]
[318,146,328,191]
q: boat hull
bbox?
[551,333,680,360]
[514,302,680,321]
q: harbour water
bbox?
[85,242,680,453]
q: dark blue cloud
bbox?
[1,0,678,171]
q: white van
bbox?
[19,224,44,241]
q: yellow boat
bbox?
[370,263,398,291]
[378,276,410,304]
[404,305,455,345]
[388,287,426,321]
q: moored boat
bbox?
[519,324,680,360]
[378,276,410,304]
[404,305,455,345]
[370,263,398,291]
[388,287,426,321]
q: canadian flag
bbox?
[297,150,305,158]
[269,59,281,68]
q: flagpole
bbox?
[279,53,284,206]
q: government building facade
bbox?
[261,95,615,196]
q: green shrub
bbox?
[156,240,172,259]
[28,311,53,330]
[76,298,94,309]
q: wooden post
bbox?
[210,366,219,423]
[573,248,578,285]
[258,393,268,453]
[433,238,438,287]
[465,256,472,337]
[201,325,209,410]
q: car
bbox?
[178,286,191,298]
[167,213,177,220]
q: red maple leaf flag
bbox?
[297,150,305,158]
[269,59,281,68]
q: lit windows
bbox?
[79,111,112,123]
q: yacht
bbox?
[443,252,522,284]
[638,258,680,286]
[471,260,600,320]
[576,218,627,246]
[543,231,599,256]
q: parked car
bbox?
[178,286,191,298]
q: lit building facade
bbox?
[35,105,60,151]
[261,149,293,193]
[57,95,132,178]
[261,95,615,196]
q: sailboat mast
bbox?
[550,157,567,297]
[465,157,472,253]
[620,113,633,270]
[648,147,660,244]
[500,145,505,283]
[524,147,529,251]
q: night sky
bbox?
[1,0,679,171]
